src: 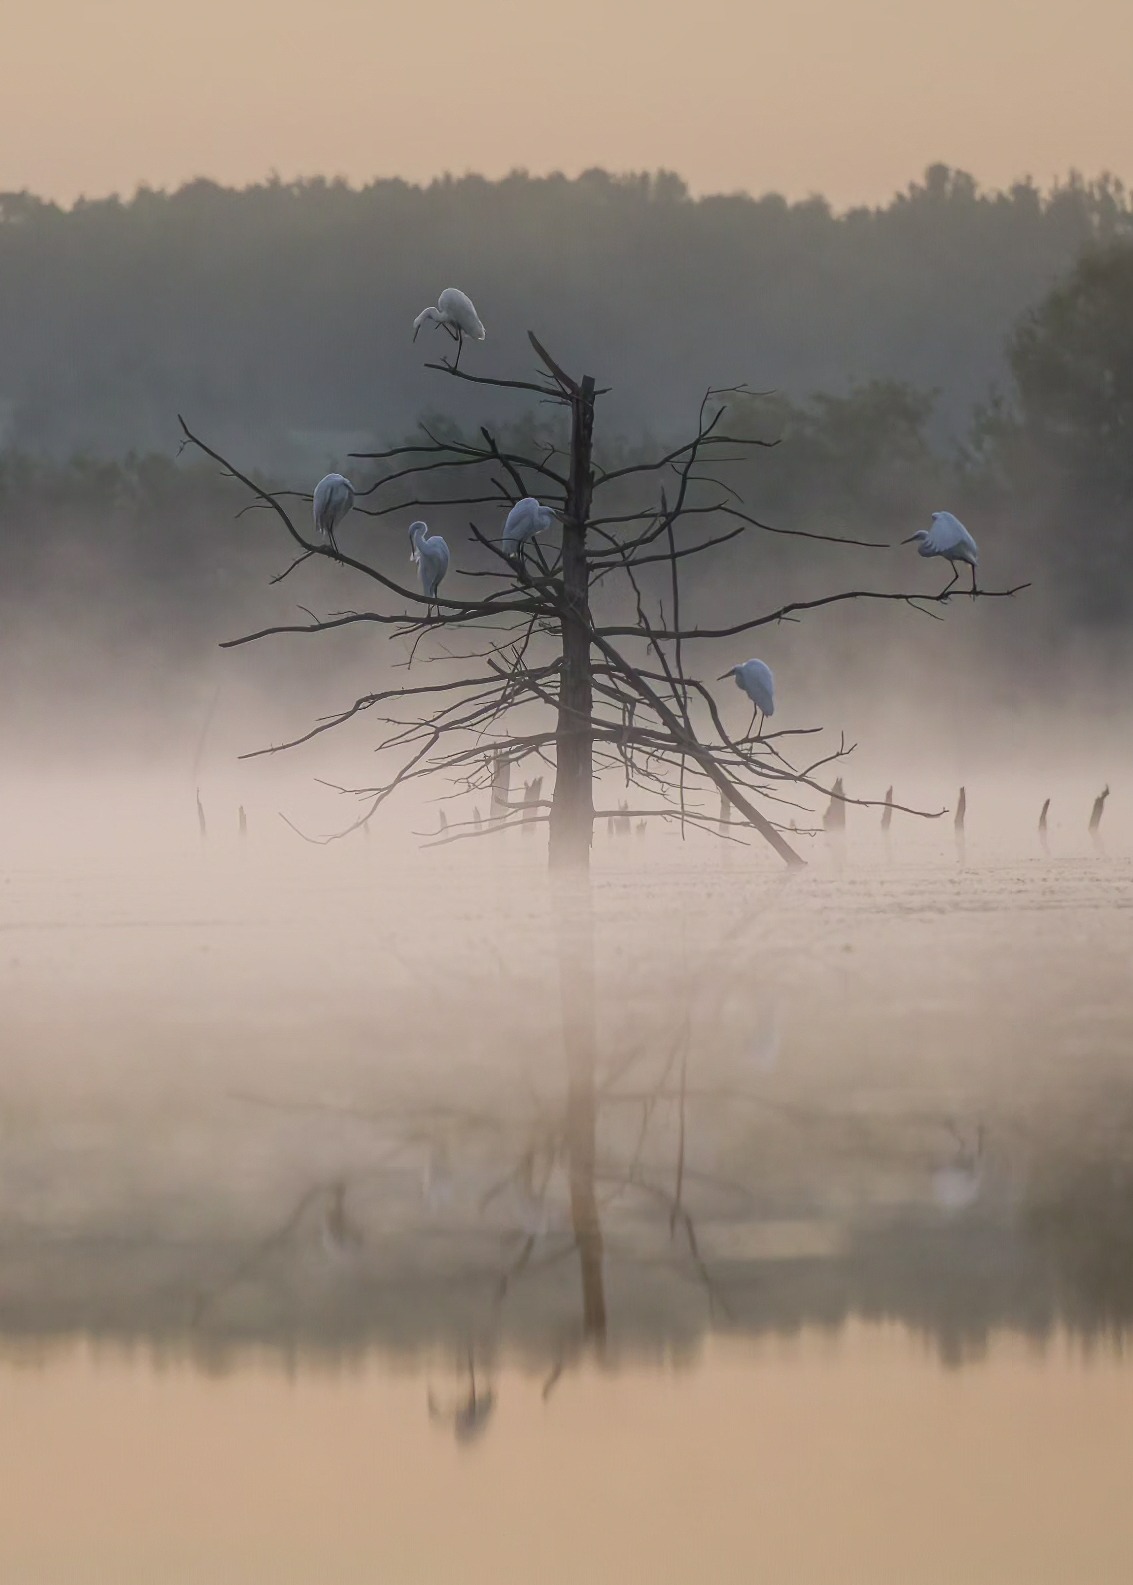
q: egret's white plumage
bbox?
[903,511,979,594]
[408,520,450,603]
[719,658,775,727]
[502,497,558,562]
[932,1126,984,1213]
[412,288,485,368]
[312,472,354,555]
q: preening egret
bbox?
[502,496,558,564]
[902,511,979,595]
[408,520,450,609]
[412,287,485,370]
[312,472,355,557]
[719,658,775,738]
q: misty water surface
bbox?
[1,783,1131,1581]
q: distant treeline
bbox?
[4,231,1131,654]
[1,164,1131,469]
[2,176,1132,753]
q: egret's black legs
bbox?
[940,564,959,596]
[452,329,464,372]
[970,562,978,598]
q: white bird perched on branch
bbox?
[312,472,354,556]
[502,497,558,564]
[408,520,450,609]
[902,511,979,595]
[412,288,485,370]
[719,658,775,738]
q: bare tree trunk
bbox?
[557,880,606,1345]
[549,375,597,872]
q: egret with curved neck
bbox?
[719,658,775,740]
[408,520,451,615]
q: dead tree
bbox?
[196,788,207,841]
[881,785,894,833]
[178,334,1026,870]
[1039,797,1050,852]
[954,786,967,834]
[238,805,247,839]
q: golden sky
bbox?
[6,0,1132,206]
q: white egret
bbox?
[719,658,775,738]
[408,520,450,610]
[932,1125,984,1213]
[501,496,558,564]
[412,287,485,370]
[312,472,355,557]
[902,510,979,595]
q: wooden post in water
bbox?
[196,788,207,841]
[954,785,967,867]
[489,751,511,827]
[521,776,543,836]
[238,805,247,840]
[1089,785,1110,841]
[1038,797,1050,853]
[823,778,846,832]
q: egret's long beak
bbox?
[412,325,420,342]
[717,671,733,681]
[900,534,918,543]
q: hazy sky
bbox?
[6,0,1132,206]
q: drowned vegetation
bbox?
[180,325,1027,870]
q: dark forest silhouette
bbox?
[2,165,1132,755]
[1,164,1130,464]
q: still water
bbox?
[2,810,1132,1581]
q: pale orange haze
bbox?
[7,0,1132,206]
